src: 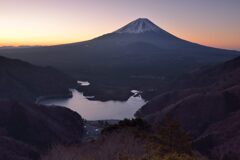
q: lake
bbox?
[39,82,146,120]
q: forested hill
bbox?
[0,56,76,102]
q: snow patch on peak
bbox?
[115,18,161,34]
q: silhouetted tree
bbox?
[145,114,193,159]
[158,114,192,154]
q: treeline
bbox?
[103,116,197,160]
[42,116,200,160]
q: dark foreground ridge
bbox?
[0,101,84,160]
[136,56,240,159]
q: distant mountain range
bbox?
[0,46,38,50]
[1,18,239,100]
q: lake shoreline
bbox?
[39,88,146,121]
[35,91,73,104]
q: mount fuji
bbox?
[88,18,206,50]
[0,18,239,100]
[115,18,164,33]
[1,18,238,71]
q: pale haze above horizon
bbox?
[0,0,240,50]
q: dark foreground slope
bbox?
[136,56,240,159]
[42,119,199,160]
[0,56,76,102]
[0,101,84,160]
[1,18,239,101]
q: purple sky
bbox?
[0,0,240,50]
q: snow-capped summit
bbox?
[115,18,161,34]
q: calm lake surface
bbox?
[40,83,146,120]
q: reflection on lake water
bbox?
[77,81,90,86]
[40,89,146,120]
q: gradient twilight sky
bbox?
[0,0,240,50]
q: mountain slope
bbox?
[0,18,239,101]
[0,101,84,160]
[135,56,240,159]
[1,18,238,75]
[0,56,76,102]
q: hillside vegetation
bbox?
[42,118,202,160]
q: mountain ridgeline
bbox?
[0,56,76,102]
[136,56,240,159]
[0,18,239,101]
[0,101,84,160]
[0,56,84,159]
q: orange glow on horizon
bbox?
[1,27,239,51]
[0,0,239,50]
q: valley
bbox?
[0,17,239,160]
